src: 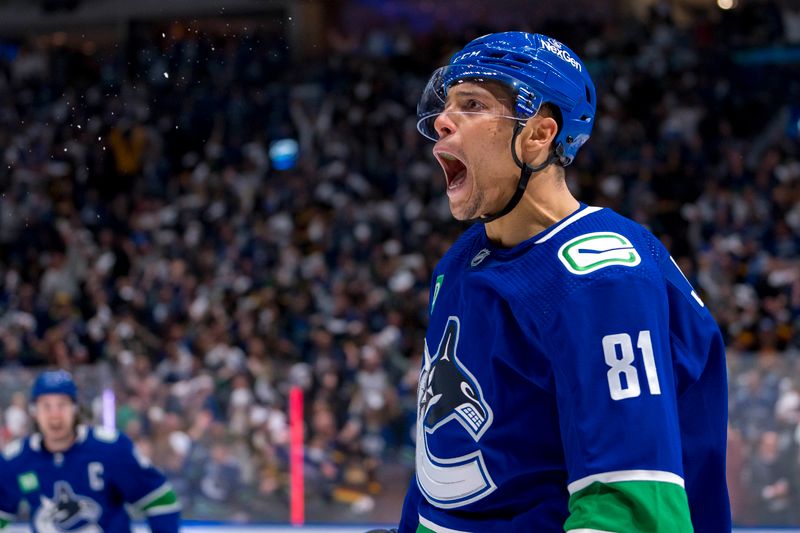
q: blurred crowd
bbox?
[0,0,798,524]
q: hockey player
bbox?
[397,32,730,532]
[0,369,181,532]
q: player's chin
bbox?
[446,188,477,221]
[449,194,483,221]
[44,426,69,437]
[447,200,468,221]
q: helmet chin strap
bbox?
[478,121,558,224]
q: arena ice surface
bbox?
[5,526,392,532]
[3,526,796,532]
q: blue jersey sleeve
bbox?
[0,445,22,523]
[106,432,181,532]
[544,273,693,531]
[0,469,18,526]
[660,253,731,531]
[397,266,441,533]
[398,475,422,533]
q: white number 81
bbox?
[602,330,661,400]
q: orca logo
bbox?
[416,316,496,508]
[34,481,102,533]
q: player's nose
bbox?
[433,111,457,139]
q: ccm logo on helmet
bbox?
[540,38,582,72]
[453,50,482,63]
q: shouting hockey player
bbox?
[397,32,731,532]
[0,370,181,532]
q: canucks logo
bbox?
[416,316,496,508]
[558,232,640,275]
[34,482,102,533]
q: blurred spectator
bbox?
[743,430,794,525]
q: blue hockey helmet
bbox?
[417,32,596,166]
[31,370,78,403]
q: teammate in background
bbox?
[0,370,181,532]
[396,32,730,532]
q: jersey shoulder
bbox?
[79,427,142,476]
[0,432,60,464]
[89,425,122,443]
[509,207,667,321]
[435,223,485,275]
[85,425,132,450]
[546,207,663,279]
[1,436,33,464]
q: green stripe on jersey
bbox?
[565,480,692,532]
[416,516,471,533]
[141,488,178,512]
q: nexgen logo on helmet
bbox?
[540,37,582,72]
[417,32,596,167]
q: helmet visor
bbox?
[416,64,543,141]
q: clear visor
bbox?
[416,64,542,141]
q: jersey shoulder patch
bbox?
[91,426,120,443]
[558,231,641,275]
[2,439,23,460]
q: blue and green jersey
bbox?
[399,204,730,532]
[0,425,180,532]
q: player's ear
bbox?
[518,114,558,164]
[519,115,558,156]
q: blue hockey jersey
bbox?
[0,425,180,532]
[400,205,730,532]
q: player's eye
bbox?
[464,99,486,111]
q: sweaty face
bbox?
[432,81,521,221]
[35,393,76,446]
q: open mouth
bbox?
[435,151,467,190]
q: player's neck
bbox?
[42,432,76,453]
[484,172,579,248]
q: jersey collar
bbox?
[30,425,88,452]
[534,205,603,244]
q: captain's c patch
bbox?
[558,232,641,275]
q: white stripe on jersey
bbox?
[568,469,685,495]
[535,206,603,244]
